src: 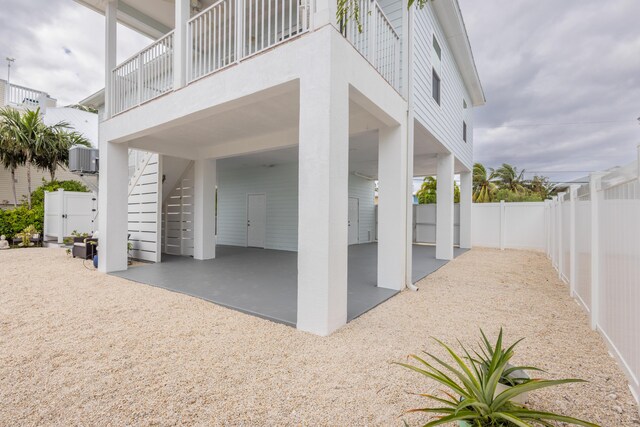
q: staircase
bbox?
[127,150,161,262]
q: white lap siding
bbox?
[413,3,473,169]
[217,163,375,251]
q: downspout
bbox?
[405,2,418,292]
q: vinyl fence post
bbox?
[556,193,565,281]
[569,185,579,297]
[58,188,65,244]
[589,173,602,330]
[499,200,505,250]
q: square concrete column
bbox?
[98,138,129,273]
[104,0,117,119]
[378,124,408,290]
[459,170,472,249]
[174,0,190,89]
[297,73,349,336]
[436,153,454,260]
[193,159,216,260]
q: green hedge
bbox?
[0,180,89,240]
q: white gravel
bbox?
[0,247,638,426]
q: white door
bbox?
[348,197,359,245]
[247,194,266,248]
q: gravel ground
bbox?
[0,247,638,426]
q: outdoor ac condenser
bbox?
[69,146,99,174]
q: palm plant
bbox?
[3,108,45,208]
[472,163,495,203]
[494,164,526,194]
[396,329,599,427]
[36,129,90,181]
[0,108,26,206]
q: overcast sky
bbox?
[1,0,639,182]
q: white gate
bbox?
[44,189,97,242]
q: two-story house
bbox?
[75,0,484,335]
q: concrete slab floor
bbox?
[111,243,466,327]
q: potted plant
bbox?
[396,329,599,427]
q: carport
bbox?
[112,243,466,326]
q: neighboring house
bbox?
[0,79,98,207]
[76,0,484,335]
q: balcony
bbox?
[109,0,400,116]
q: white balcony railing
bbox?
[111,31,175,115]
[188,0,311,82]
[5,83,46,107]
[343,0,400,90]
[109,0,400,115]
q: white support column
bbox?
[313,0,337,29]
[104,0,118,119]
[193,159,217,260]
[435,153,454,260]
[378,123,408,291]
[155,155,163,263]
[174,0,190,89]
[569,185,579,297]
[297,67,349,336]
[589,173,602,330]
[459,171,472,249]
[98,138,129,273]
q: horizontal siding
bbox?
[0,165,81,207]
[217,163,376,251]
[413,3,474,169]
[217,163,299,251]
[128,153,161,262]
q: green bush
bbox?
[0,179,89,240]
[493,188,543,202]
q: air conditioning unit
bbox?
[69,146,99,174]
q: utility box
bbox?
[44,189,98,243]
[69,146,99,174]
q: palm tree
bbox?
[494,163,526,194]
[0,108,26,206]
[36,129,90,181]
[472,163,496,203]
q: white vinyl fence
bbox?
[546,148,640,404]
[471,201,546,250]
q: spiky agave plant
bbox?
[396,329,600,427]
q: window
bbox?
[432,69,441,105]
[433,36,442,60]
[463,121,467,142]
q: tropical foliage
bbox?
[416,177,460,204]
[472,163,552,203]
[396,329,599,427]
[0,179,89,241]
[0,107,90,207]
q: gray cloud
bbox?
[0,0,150,105]
[459,0,640,182]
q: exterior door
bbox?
[348,197,359,245]
[247,194,266,248]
